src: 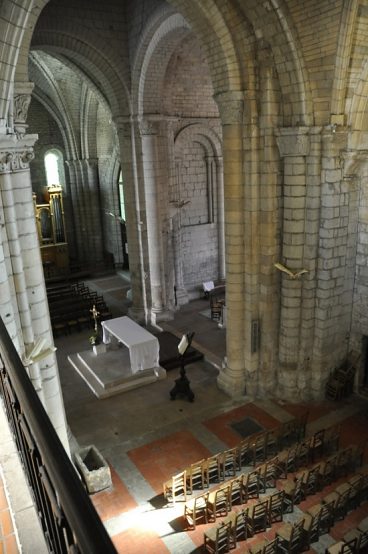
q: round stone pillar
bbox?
[215,91,247,397]
[138,119,171,324]
[276,127,310,398]
[0,132,69,453]
[114,117,147,322]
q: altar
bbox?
[102,316,159,373]
[68,316,165,399]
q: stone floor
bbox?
[53,272,368,554]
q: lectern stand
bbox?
[170,332,195,402]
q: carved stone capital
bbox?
[13,82,34,137]
[276,127,310,157]
[214,90,244,125]
[0,134,38,173]
[139,119,160,136]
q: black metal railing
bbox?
[0,317,117,554]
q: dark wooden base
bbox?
[170,369,195,402]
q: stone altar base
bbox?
[68,346,166,399]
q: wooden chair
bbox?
[236,437,253,468]
[186,459,205,494]
[276,518,305,554]
[228,475,244,508]
[301,512,320,550]
[163,470,187,504]
[204,454,222,486]
[309,429,325,462]
[267,490,284,524]
[207,485,230,522]
[258,460,277,493]
[344,526,368,553]
[282,476,303,513]
[276,445,298,478]
[184,492,208,529]
[265,428,280,457]
[220,448,238,479]
[278,419,298,448]
[318,454,338,488]
[251,433,267,466]
[204,520,233,553]
[325,538,358,554]
[242,469,260,502]
[249,537,279,554]
[223,509,248,543]
[294,439,310,470]
[307,502,334,536]
[245,499,269,536]
[300,463,321,497]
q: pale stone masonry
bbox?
[3,0,368,452]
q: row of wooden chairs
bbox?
[164,420,342,506]
[326,517,368,553]
[163,413,309,503]
[203,463,368,554]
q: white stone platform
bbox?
[68,345,166,399]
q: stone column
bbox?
[216,156,226,280]
[65,158,103,264]
[114,117,146,322]
[139,119,170,324]
[276,127,310,398]
[0,133,69,453]
[215,91,247,397]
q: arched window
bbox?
[118,169,126,222]
[44,149,65,188]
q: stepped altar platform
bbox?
[68,316,166,398]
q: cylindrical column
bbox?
[0,134,69,452]
[139,119,171,323]
[215,91,247,397]
[114,117,146,322]
[276,127,310,397]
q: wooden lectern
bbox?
[169,332,195,402]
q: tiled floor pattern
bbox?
[0,475,19,554]
[89,401,368,553]
[54,272,368,552]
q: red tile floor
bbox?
[90,398,368,553]
[0,475,19,554]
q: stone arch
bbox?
[347,59,368,132]
[330,0,359,121]
[31,27,131,118]
[0,0,49,124]
[132,8,191,116]
[29,52,79,160]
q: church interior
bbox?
[1,0,368,552]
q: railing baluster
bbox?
[0,317,117,553]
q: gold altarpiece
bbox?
[33,185,69,278]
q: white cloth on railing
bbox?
[102,316,159,373]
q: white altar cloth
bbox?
[101,316,159,374]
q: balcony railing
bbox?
[0,317,117,554]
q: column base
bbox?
[150,308,174,327]
[217,366,247,399]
